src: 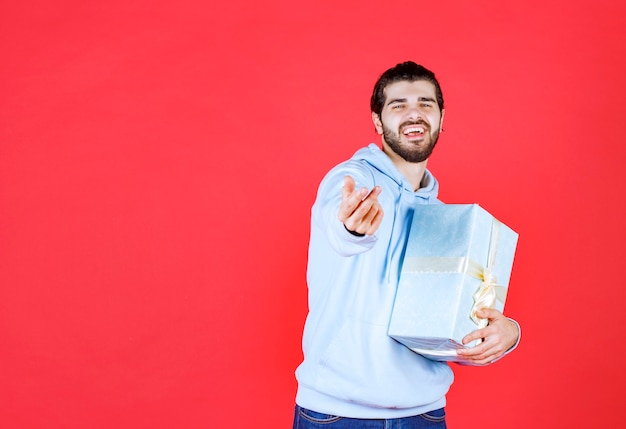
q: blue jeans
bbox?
[292,405,446,429]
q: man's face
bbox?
[373,80,444,163]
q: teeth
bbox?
[403,127,424,135]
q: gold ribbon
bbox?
[402,219,507,329]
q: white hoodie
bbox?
[295,144,453,419]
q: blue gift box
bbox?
[388,204,518,364]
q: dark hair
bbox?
[370,61,444,115]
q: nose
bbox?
[406,105,423,121]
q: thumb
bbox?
[342,175,356,198]
[476,307,500,321]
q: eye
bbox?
[390,104,404,110]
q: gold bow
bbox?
[470,267,507,329]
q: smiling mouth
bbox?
[401,122,429,140]
[402,126,425,136]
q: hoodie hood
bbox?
[352,143,439,201]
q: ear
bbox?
[439,109,445,131]
[372,112,383,135]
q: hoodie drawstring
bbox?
[383,182,404,284]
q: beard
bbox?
[382,120,440,163]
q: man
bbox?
[293,62,520,428]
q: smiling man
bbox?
[292,62,520,429]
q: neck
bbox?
[382,144,428,191]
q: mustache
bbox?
[399,120,430,131]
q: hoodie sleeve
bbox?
[311,160,378,257]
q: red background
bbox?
[1,1,625,427]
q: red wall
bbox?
[1,1,625,427]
